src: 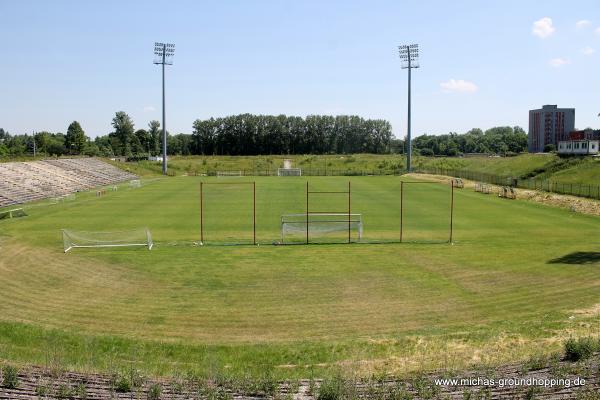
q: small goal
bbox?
[0,208,27,220]
[277,168,302,176]
[281,213,362,243]
[129,179,141,188]
[216,171,243,177]
[62,227,153,253]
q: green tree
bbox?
[65,121,87,154]
[148,120,161,155]
[110,111,135,156]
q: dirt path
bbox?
[407,173,600,217]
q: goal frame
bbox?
[277,168,302,176]
[199,181,256,245]
[216,171,243,177]
[304,181,354,244]
[0,208,27,220]
[400,180,455,244]
[62,227,153,253]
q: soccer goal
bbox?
[281,213,362,243]
[277,168,302,176]
[129,179,141,188]
[216,171,242,177]
[0,208,27,220]
[62,227,153,253]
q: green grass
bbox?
[546,158,600,185]
[0,175,599,380]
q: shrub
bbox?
[564,337,598,361]
[1,365,19,389]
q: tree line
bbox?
[0,111,528,159]
[407,126,528,157]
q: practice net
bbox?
[62,227,153,252]
[281,213,362,243]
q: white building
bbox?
[557,140,599,155]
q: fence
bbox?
[415,168,600,200]
[187,168,405,177]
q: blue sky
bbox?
[0,0,599,138]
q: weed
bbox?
[113,374,132,392]
[523,386,542,400]
[75,383,87,400]
[576,388,600,400]
[147,383,162,400]
[199,384,233,400]
[317,376,358,400]
[55,383,75,399]
[521,353,549,372]
[1,365,19,389]
[35,383,50,397]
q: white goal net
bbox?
[0,208,27,220]
[277,168,302,176]
[217,171,242,177]
[62,227,153,252]
[129,179,141,188]
[281,213,362,242]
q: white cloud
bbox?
[143,106,156,113]
[595,27,600,35]
[581,46,595,55]
[532,17,555,38]
[549,58,570,67]
[576,20,592,29]
[440,79,478,93]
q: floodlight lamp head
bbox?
[398,43,420,69]
[153,42,175,65]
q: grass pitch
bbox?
[0,175,599,379]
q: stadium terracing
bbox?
[0,158,137,208]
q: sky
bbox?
[0,0,599,139]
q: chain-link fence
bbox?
[415,168,600,200]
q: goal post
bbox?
[199,181,256,245]
[62,227,153,253]
[277,168,302,176]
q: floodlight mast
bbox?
[398,44,419,172]
[153,42,175,175]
